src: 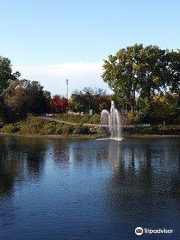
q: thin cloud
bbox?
[13,61,111,96]
[14,61,103,77]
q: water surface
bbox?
[0,136,180,240]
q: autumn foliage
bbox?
[69,88,111,113]
[50,95,68,113]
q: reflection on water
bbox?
[106,139,180,240]
[0,137,47,196]
[0,136,180,240]
[108,139,180,195]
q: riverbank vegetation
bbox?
[1,44,180,136]
[123,125,180,137]
[0,115,99,135]
[1,117,180,137]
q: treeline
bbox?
[2,43,180,126]
[69,88,111,113]
[102,44,180,124]
[0,56,111,124]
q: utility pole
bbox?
[66,79,69,100]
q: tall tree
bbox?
[0,56,20,96]
[137,45,167,100]
[102,44,144,111]
[5,79,48,118]
[166,50,180,94]
[102,44,167,111]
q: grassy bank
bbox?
[0,115,100,136]
[1,114,180,138]
[123,125,180,136]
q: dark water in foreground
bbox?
[0,136,180,240]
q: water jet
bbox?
[100,101,122,141]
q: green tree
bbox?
[166,50,180,94]
[102,44,168,111]
[5,79,48,118]
[69,87,110,113]
[138,45,167,100]
[102,44,144,111]
[0,56,20,96]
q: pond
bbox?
[0,136,180,240]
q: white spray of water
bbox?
[100,101,122,141]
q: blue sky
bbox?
[1,0,180,95]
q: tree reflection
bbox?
[0,137,23,196]
[0,137,48,197]
[24,138,46,178]
[51,139,70,169]
[106,139,180,223]
[109,139,180,192]
[70,140,109,163]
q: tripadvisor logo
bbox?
[135,227,174,235]
[135,227,143,235]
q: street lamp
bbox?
[66,79,69,100]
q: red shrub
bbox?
[51,95,68,113]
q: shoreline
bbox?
[0,132,180,139]
[124,134,180,138]
[0,133,100,139]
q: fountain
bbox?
[100,101,122,141]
